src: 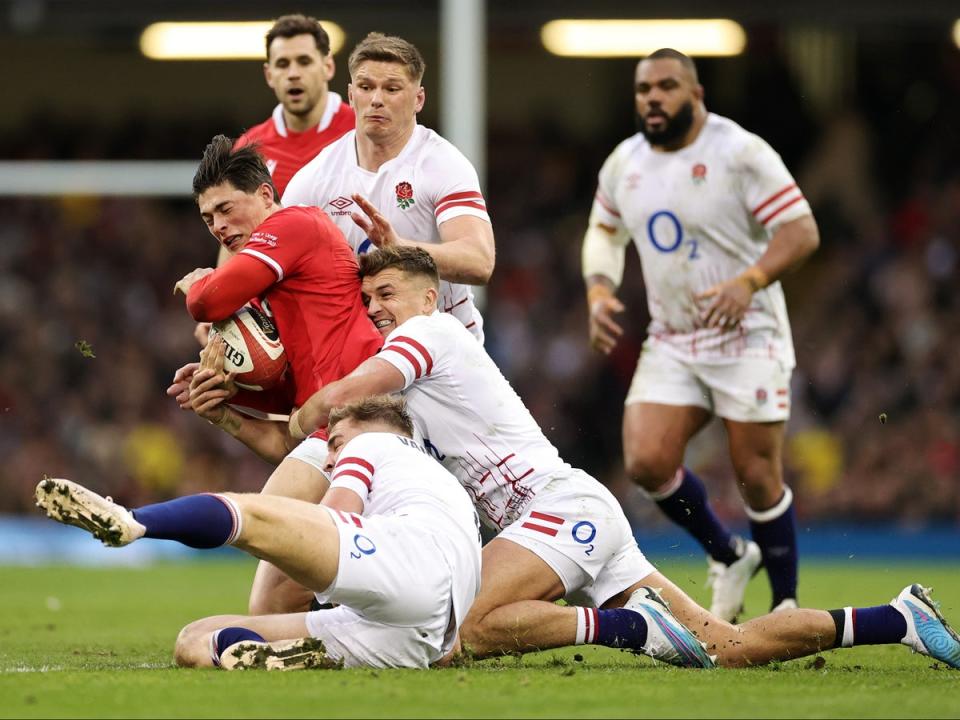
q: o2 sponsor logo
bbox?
[350,533,377,559]
[646,210,699,259]
[572,521,597,556]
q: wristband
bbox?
[587,284,615,307]
[740,266,770,292]
[289,410,307,441]
[208,406,231,429]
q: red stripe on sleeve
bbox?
[335,456,375,474]
[435,200,488,217]
[383,345,424,379]
[391,336,434,376]
[759,195,804,226]
[594,191,621,218]
[752,184,797,216]
[436,190,484,205]
[333,468,373,491]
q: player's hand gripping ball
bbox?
[210,306,287,391]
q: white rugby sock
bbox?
[574,606,599,645]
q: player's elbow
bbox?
[186,291,230,323]
[795,215,820,260]
[469,244,496,285]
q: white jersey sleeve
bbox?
[329,436,377,509]
[583,141,633,284]
[737,133,811,234]
[376,314,447,389]
[422,139,490,226]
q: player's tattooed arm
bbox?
[189,336,295,465]
[697,214,819,330]
[350,193,495,285]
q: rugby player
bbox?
[581,48,820,620]
[36,397,482,670]
[282,247,959,670]
[282,32,494,342]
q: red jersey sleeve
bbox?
[186,255,276,322]
[237,208,315,282]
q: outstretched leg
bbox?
[35,478,341,594]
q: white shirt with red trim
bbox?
[376,312,569,530]
[282,124,490,343]
[329,431,479,539]
[590,113,812,363]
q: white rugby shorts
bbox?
[497,470,656,607]
[625,336,794,422]
[303,507,475,669]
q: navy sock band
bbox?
[853,606,908,646]
[212,627,266,666]
[132,494,239,549]
[653,468,739,565]
[595,608,648,649]
[827,606,907,647]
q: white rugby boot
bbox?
[706,539,762,622]
[219,637,342,671]
[891,584,960,669]
[35,477,145,547]
[771,598,799,613]
[625,587,716,668]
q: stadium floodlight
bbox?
[954,20,960,49]
[541,19,746,58]
[140,21,345,60]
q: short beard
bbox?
[637,101,695,148]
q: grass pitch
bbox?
[1,559,958,718]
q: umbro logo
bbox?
[327,196,355,216]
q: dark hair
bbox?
[266,14,331,58]
[348,32,426,82]
[192,135,279,202]
[644,48,699,84]
[358,246,439,286]
[328,395,414,438]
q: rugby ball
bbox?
[210,306,287,391]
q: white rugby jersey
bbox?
[283,125,490,343]
[329,431,481,543]
[590,113,812,364]
[375,312,570,530]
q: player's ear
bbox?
[347,83,355,107]
[414,86,425,113]
[694,83,705,103]
[263,62,275,88]
[424,285,438,310]
[324,54,336,82]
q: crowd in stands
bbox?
[2,62,958,529]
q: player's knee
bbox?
[174,620,213,668]
[458,612,499,658]
[733,459,782,508]
[624,452,676,492]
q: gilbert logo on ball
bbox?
[210,306,287,391]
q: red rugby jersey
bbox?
[187,206,382,408]
[236,92,354,197]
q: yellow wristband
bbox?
[740,266,770,292]
[587,284,614,307]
